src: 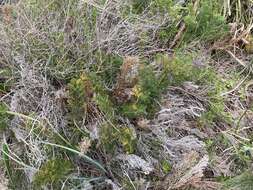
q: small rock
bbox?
[117,154,154,175]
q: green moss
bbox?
[33,159,73,188]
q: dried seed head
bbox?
[79,137,91,154]
[113,56,140,103]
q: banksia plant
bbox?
[113,56,140,104]
[0,0,253,189]
[33,159,73,188]
[67,73,95,124]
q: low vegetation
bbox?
[1,0,253,189]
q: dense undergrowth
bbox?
[1,0,253,189]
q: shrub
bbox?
[0,103,10,132]
[90,52,123,88]
[166,51,231,125]
[132,0,152,14]
[183,1,229,43]
[224,171,253,190]
[67,73,94,123]
[119,65,164,119]
[100,124,137,154]
[33,159,73,188]
[0,69,12,94]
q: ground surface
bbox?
[1,0,253,190]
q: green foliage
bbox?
[167,53,197,85]
[120,55,171,119]
[199,101,227,126]
[100,124,137,154]
[199,72,232,125]
[167,51,231,125]
[120,103,146,119]
[132,0,183,15]
[115,51,227,123]
[239,145,253,162]
[155,1,185,43]
[67,54,167,121]
[183,1,229,43]
[0,69,13,94]
[205,134,230,157]
[93,93,115,121]
[155,0,228,44]
[223,171,253,190]
[158,24,178,43]
[200,76,230,124]
[137,66,162,112]
[132,0,152,14]
[33,159,73,188]
[2,144,11,182]
[0,103,10,131]
[2,143,30,189]
[166,51,220,86]
[161,159,171,174]
[67,74,93,123]
[67,71,117,123]
[119,65,164,119]
[120,127,137,154]
[91,52,123,88]
[153,0,175,10]
[2,0,251,188]
[155,0,185,21]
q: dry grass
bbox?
[0,0,253,189]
